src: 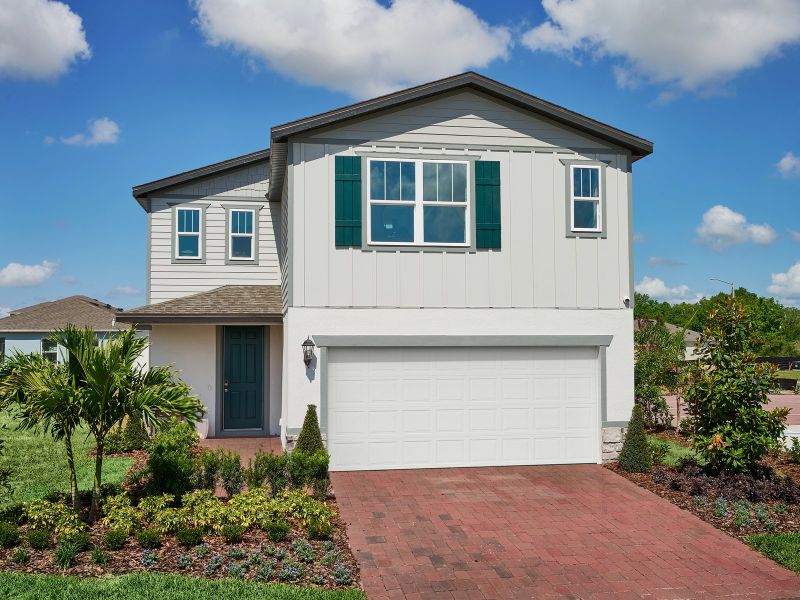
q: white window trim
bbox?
[366,157,471,247]
[175,207,203,260]
[41,339,58,363]
[569,164,603,233]
[228,208,256,261]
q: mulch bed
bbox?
[607,432,800,541]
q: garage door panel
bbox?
[328,346,599,471]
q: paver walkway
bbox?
[332,465,800,599]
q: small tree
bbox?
[634,320,685,429]
[618,404,652,473]
[295,405,324,455]
[682,297,788,473]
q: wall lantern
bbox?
[302,337,315,367]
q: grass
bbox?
[0,572,367,600]
[777,370,800,380]
[0,412,133,509]
[648,433,699,467]
[746,532,800,573]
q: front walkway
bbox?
[332,465,799,599]
[198,436,282,463]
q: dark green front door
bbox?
[223,326,264,430]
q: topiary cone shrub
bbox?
[295,405,324,455]
[618,403,652,473]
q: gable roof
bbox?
[131,148,270,207]
[116,285,282,324]
[0,295,129,333]
[634,319,700,345]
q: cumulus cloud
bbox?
[648,256,685,267]
[191,0,511,97]
[696,205,777,251]
[0,260,56,287]
[0,0,90,80]
[777,152,800,178]
[790,230,800,242]
[768,261,800,300]
[59,117,120,146]
[108,286,142,297]
[635,276,704,304]
[522,0,800,96]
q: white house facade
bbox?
[119,72,652,469]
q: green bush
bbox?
[180,490,226,533]
[303,450,331,500]
[263,452,288,498]
[175,527,204,548]
[788,437,800,464]
[0,503,24,524]
[54,539,80,568]
[106,416,150,454]
[218,450,244,497]
[101,494,142,535]
[243,451,272,489]
[91,547,109,566]
[144,419,198,497]
[136,528,162,549]
[286,451,307,489]
[27,528,52,550]
[193,448,220,491]
[618,404,653,473]
[103,528,127,550]
[23,500,83,538]
[634,320,685,429]
[0,522,20,548]
[12,548,29,564]
[60,530,90,551]
[649,438,670,465]
[220,523,245,543]
[306,515,331,540]
[295,405,324,455]
[139,494,174,522]
[266,519,290,542]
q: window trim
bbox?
[41,338,58,363]
[365,157,472,248]
[171,204,207,263]
[224,204,261,265]
[562,159,608,239]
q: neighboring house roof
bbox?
[131,148,270,206]
[0,295,128,333]
[116,285,282,324]
[634,319,700,345]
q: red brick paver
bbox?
[332,465,800,599]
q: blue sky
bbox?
[1,0,799,314]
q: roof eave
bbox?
[115,313,282,324]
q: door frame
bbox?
[214,325,269,437]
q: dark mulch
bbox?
[0,497,359,590]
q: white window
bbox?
[367,158,470,246]
[229,209,255,260]
[175,207,202,259]
[41,339,58,363]
[570,165,602,232]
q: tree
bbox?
[0,352,81,509]
[682,297,788,473]
[618,404,652,473]
[52,326,205,520]
[634,320,685,429]
[295,405,324,455]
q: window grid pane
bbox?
[573,200,599,230]
[177,209,200,233]
[573,167,599,199]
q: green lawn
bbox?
[0,572,367,600]
[746,533,800,574]
[648,434,699,467]
[777,370,800,380]
[0,412,133,509]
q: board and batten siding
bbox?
[287,91,631,310]
[147,162,281,303]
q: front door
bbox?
[223,326,264,430]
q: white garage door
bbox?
[326,346,599,471]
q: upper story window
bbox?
[570,165,602,233]
[41,339,58,363]
[176,207,202,259]
[229,209,255,260]
[367,158,470,246]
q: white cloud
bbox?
[648,256,685,267]
[696,205,777,250]
[0,0,90,80]
[191,0,511,97]
[0,307,10,318]
[776,152,800,178]
[790,230,800,242]
[0,260,56,287]
[768,261,800,300]
[522,0,800,96]
[108,286,142,297]
[635,276,704,304]
[59,117,120,146]
[61,274,78,285]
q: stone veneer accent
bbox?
[602,426,628,463]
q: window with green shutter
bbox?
[475,160,501,249]
[335,156,362,247]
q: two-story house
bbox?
[118,72,652,470]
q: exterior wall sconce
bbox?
[302,337,315,367]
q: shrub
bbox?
[150,507,189,535]
[306,515,332,540]
[55,539,81,568]
[286,451,307,489]
[682,297,788,473]
[60,530,91,551]
[218,450,244,497]
[650,438,670,466]
[266,519,290,542]
[106,416,150,453]
[91,547,108,566]
[264,452,289,498]
[176,527,204,548]
[139,494,174,522]
[136,527,162,549]
[0,503,24,524]
[103,527,127,550]
[295,405,325,455]
[228,488,278,529]
[244,451,272,489]
[788,437,800,464]
[221,523,245,543]
[304,450,331,501]
[144,419,198,497]
[194,448,220,491]
[12,548,29,564]
[0,522,20,548]
[27,528,52,550]
[618,404,652,473]
[634,320,685,429]
[101,494,141,535]
[181,490,226,533]
[23,500,83,538]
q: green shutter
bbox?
[335,156,362,247]
[475,160,501,249]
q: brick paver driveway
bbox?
[332,465,800,599]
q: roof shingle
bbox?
[0,295,128,332]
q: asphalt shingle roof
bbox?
[0,295,128,332]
